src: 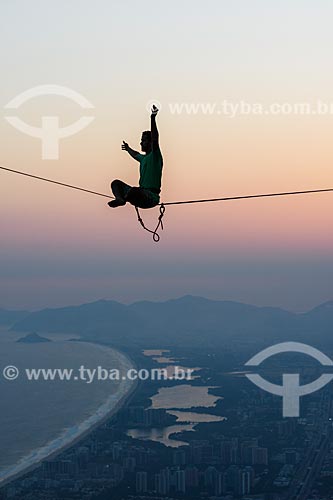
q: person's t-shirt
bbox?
[137,146,163,198]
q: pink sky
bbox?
[1,1,333,310]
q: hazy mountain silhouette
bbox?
[17,332,51,343]
[8,296,333,347]
[11,300,144,341]
[0,308,29,325]
[128,295,297,343]
[298,301,333,341]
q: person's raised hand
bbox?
[121,141,129,151]
[151,105,159,116]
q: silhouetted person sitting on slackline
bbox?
[108,105,163,209]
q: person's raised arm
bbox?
[151,105,159,151]
[121,141,141,161]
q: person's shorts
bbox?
[115,180,160,209]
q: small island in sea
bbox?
[16,332,51,344]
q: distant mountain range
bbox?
[0,308,29,325]
[2,296,333,348]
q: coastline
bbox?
[0,342,138,488]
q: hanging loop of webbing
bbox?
[135,204,166,242]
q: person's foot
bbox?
[108,199,126,208]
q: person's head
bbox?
[140,131,152,153]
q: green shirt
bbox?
[137,146,163,199]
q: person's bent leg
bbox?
[127,187,159,209]
[108,179,131,208]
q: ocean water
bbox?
[0,329,134,484]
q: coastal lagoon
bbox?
[0,329,134,484]
[127,424,195,448]
[130,350,225,447]
[150,385,221,409]
[127,370,224,447]
[127,411,226,448]
[167,410,226,423]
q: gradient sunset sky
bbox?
[1,0,333,311]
